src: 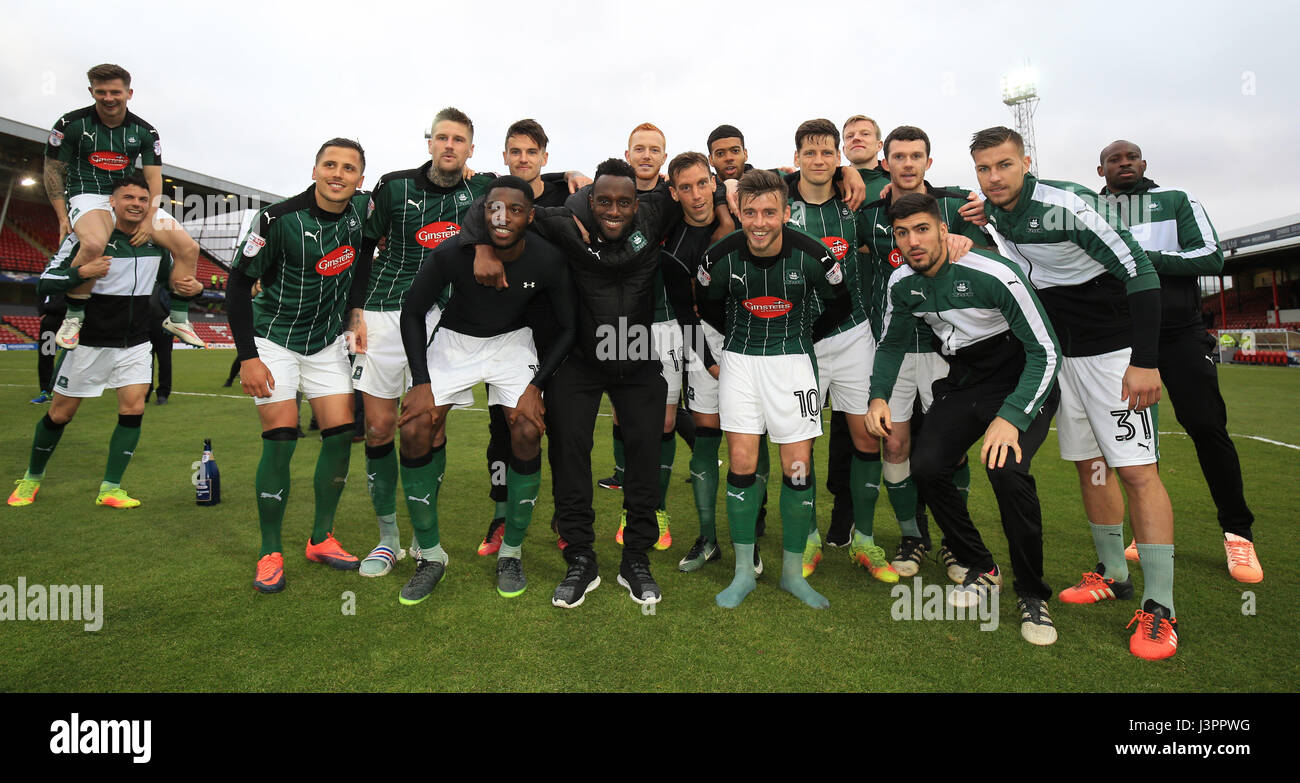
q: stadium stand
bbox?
[5,199,58,252]
[0,224,46,272]
[4,315,41,340]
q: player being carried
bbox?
[698,169,849,609]
[10,173,201,509]
[44,64,204,350]
[228,138,370,594]
[394,176,575,603]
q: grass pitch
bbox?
[0,350,1295,692]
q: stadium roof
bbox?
[0,116,281,205]
[1221,213,1300,257]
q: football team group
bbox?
[9,63,1266,662]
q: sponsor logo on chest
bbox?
[416,221,461,249]
[742,296,793,318]
[822,236,849,261]
[88,151,131,171]
[317,245,356,276]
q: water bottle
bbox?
[196,438,221,506]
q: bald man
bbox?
[1097,140,1261,584]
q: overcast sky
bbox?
[2,0,1297,233]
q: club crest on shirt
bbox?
[954,280,972,297]
[629,231,647,252]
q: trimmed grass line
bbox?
[1045,425,1299,451]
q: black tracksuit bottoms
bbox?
[547,354,666,566]
[1160,326,1254,538]
[911,376,1059,601]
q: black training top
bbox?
[400,232,575,389]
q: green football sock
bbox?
[954,458,971,509]
[851,449,883,538]
[418,543,448,565]
[168,298,190,323]
[503,455,542,548]
[780,476,815,555]
[717,543,757,608]
[65,295,87,319]
[102,414,142,486]
[364,442,398,519]
[717,472,760,608]
[256,429,298,556]
[1090,522,1129,582]
[1136,543,1175,616]
[27,414,67,479]
[657,431,676,510]
[611,424,625,484]
[401,445,446,550]
[781,550,830,609]
[494,501,508,521]
[883,459,920,539]
[689,428,722,542]
[724,473,760,546]
[310,425,353,544]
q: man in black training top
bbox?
[395,175,575,604]
[467,159,708,610]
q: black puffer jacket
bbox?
[461,185,680,378]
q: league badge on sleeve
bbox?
[49,129,64,147]
[697,266,711,286]
[154,140,162,157]
[825,261,843,285]
[243,232,266,257]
